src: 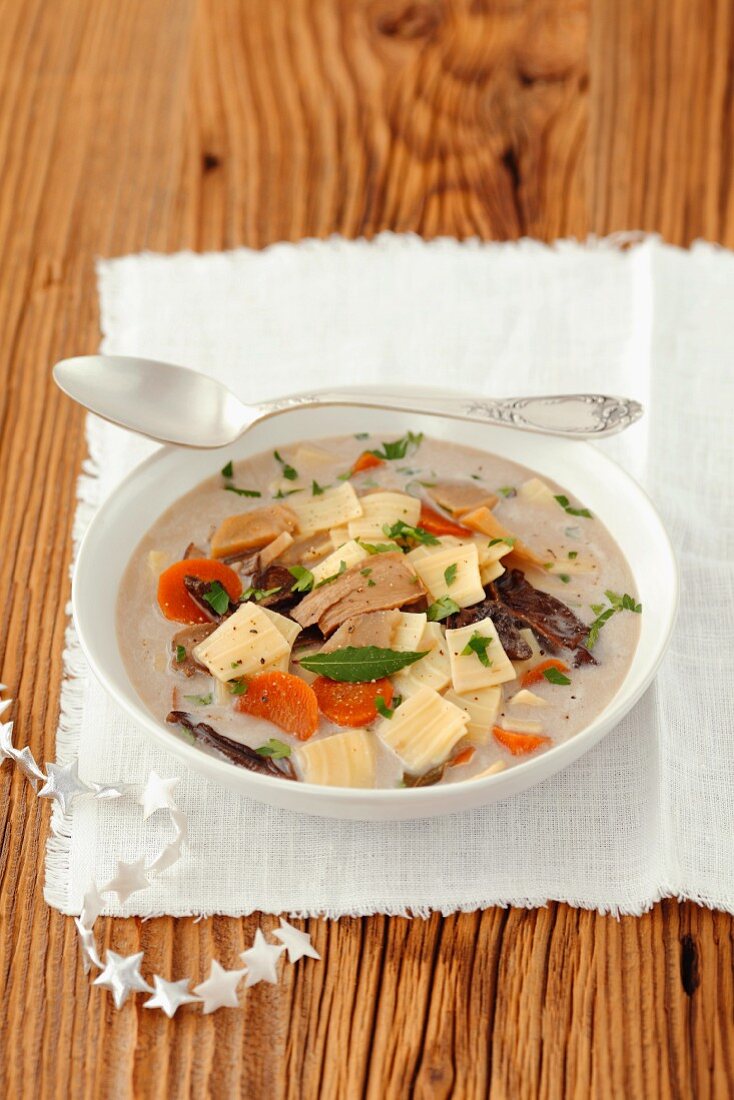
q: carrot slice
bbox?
[312,676,394,728]
[520,659,570,688]
[351,451,384,475]
[235,671,319,740]
[418,503,472,539]
[492,726,551,756]
[157,559,242,624]
[450,745,476,767]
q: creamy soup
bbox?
[117,432,642,789]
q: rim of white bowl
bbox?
[72,415,679,813]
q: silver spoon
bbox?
[52,355,643,448]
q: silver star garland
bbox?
[0,692,322,1014]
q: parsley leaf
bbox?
[311,480,329,496]
[175,644,186,663]
[497,486,516,498]
[274,487,303,499]
[427,596,461,622]
[255,738,292,759]
[558,574,571,584]
[314,560,347,588]
[554,494,592,519]
[460,631,493,667]
[542,666,571,685]
[274,450,298,481]
[368,432,423,461]
[586,590,642,649]
[382,520,440,547]
[288,564,314,593]
[568,551,578,559]
[183,692,213,706]
[203,580,230,615]
[444,563,458,586]
[240,585,283,602]
[358,540,399,555]
[488,537,515,548]
[228,680,247,695]
[299,646,429,682]
[221,460,233,479]
[375,694,397,719]
[224,485,261,497]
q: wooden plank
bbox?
[0,0,732,1096]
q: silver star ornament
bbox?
[139,771,180,819]
[103,858,150,904]
[144,976,199,1018]
[0,720,46,788]
[93,950,152,1008]
[74,918,103,974]
[38,759,92,813]
[272,919,321,963]
[240,929,285,987]
[193,960,246,1013]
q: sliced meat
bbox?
[166,712,295,779]
[290,551,426,636]
[489,568,596,666]
[429,481,499,517]
[445,599,532,661]
[320,610,402,653]
[278,533,334,565]
[171,623,217,676]
[210,504,298,559]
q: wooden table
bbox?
[1,1,732,1096]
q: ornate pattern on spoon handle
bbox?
[254,392,644,440]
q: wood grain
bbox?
[0,0,732,1096]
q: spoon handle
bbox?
[254,391,643,440]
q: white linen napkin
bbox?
[44,234,734,918]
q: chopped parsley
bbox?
[183,692,213,706]
[375,694,399,719]
[274,487,303,499]
[444,563,458,587]
[220,460,233,479]
[288,564,315,593]
[558,574,571,584]
[203,580,230,615]
[255,738,292,759]
[568,551,578,559]
[311,480,328,495]
[427,596,461,622]
[542,666,571,685]
[274,449,298,481]
[382,520,440,548]
[460,631,493,667]
[586,590,642,649]
[224,485,261,497]
[314,560,347,588]
[358,540,398,555]
[240,585,283,602]
[228,680,248,695]
[497,486,516,498]
[554,494,592,519]
[368,432,423,461]
[175,644,186,663]
[488,536,515,548]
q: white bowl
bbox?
[73,396,678,820]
